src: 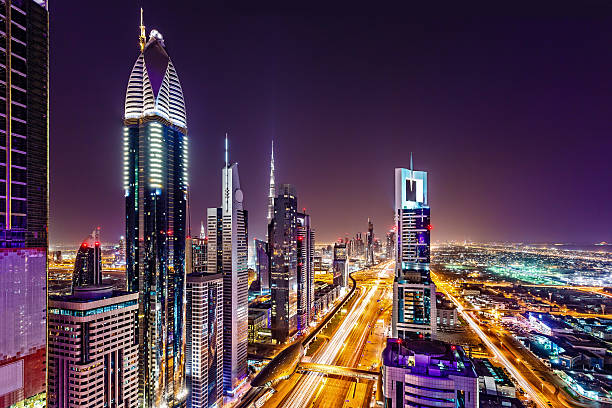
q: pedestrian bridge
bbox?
[297,362,379,381]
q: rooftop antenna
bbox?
[139,8,146,52]
[409,152,414,191]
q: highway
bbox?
[432,272,600,408]
[262,261,394,408]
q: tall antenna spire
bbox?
[267,140,276,224]
[139,8,146,52]
[223,133,230,212]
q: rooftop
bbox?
[382,338,478,378]
[49,285,132,303]
[187,272,222,283]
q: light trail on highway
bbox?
[437,281,550,408]
[280,262,393,408]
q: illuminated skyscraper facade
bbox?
[385,230,396,260]
[333,242,348,288]
[186,237,207,274]
[392,166,436,340]
[207,139,248,393]
[366,218,374,265]
[123,16,188,408]
[296,211,314,330]
[186,273,223,408]
[269,184,298,343]
[0,1,48,406]
[118,235,127,264]
[72,227,102,290]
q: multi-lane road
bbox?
[261,262,393,408]
[432,272,600,408]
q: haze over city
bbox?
[50,2,612,245]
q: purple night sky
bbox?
[50,2,612,245]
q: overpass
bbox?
[297,362,379,381]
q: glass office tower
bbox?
[0,1,48,407]
[392,167,436,340]
[71,227,102,290]
[296,212,314,330]
[123,19,188,408]
[269,184,298,343]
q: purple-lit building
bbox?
[0,1,48,407]
[381,339,479,408]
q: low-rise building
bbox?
[313,282,340,318]
[473,358,516,398]
[436,293,459,332]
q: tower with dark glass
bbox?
[123,15,188,408]
[72,227,102,290]
[269,184,298,343]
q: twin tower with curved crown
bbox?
[122,13,189,408]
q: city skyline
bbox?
[11,3,612,407]
[49,3,612,245]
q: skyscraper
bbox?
[0,1,48,406]
[266,140,275,224]
[296,211,314,330]
[366,218,374,265]
[207,137,248,393]
[392,164,436,340]
[269,184,298,343]
[72,227,102,290]
[47,286,139,408]
[118,235,127,264]
[333,242,348,288]
[385,230,396,260]
[254,239,269,294]
[186,273,223,408]
[123,13,188,407]
[186,236,207,274]
[206,208,223,275]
